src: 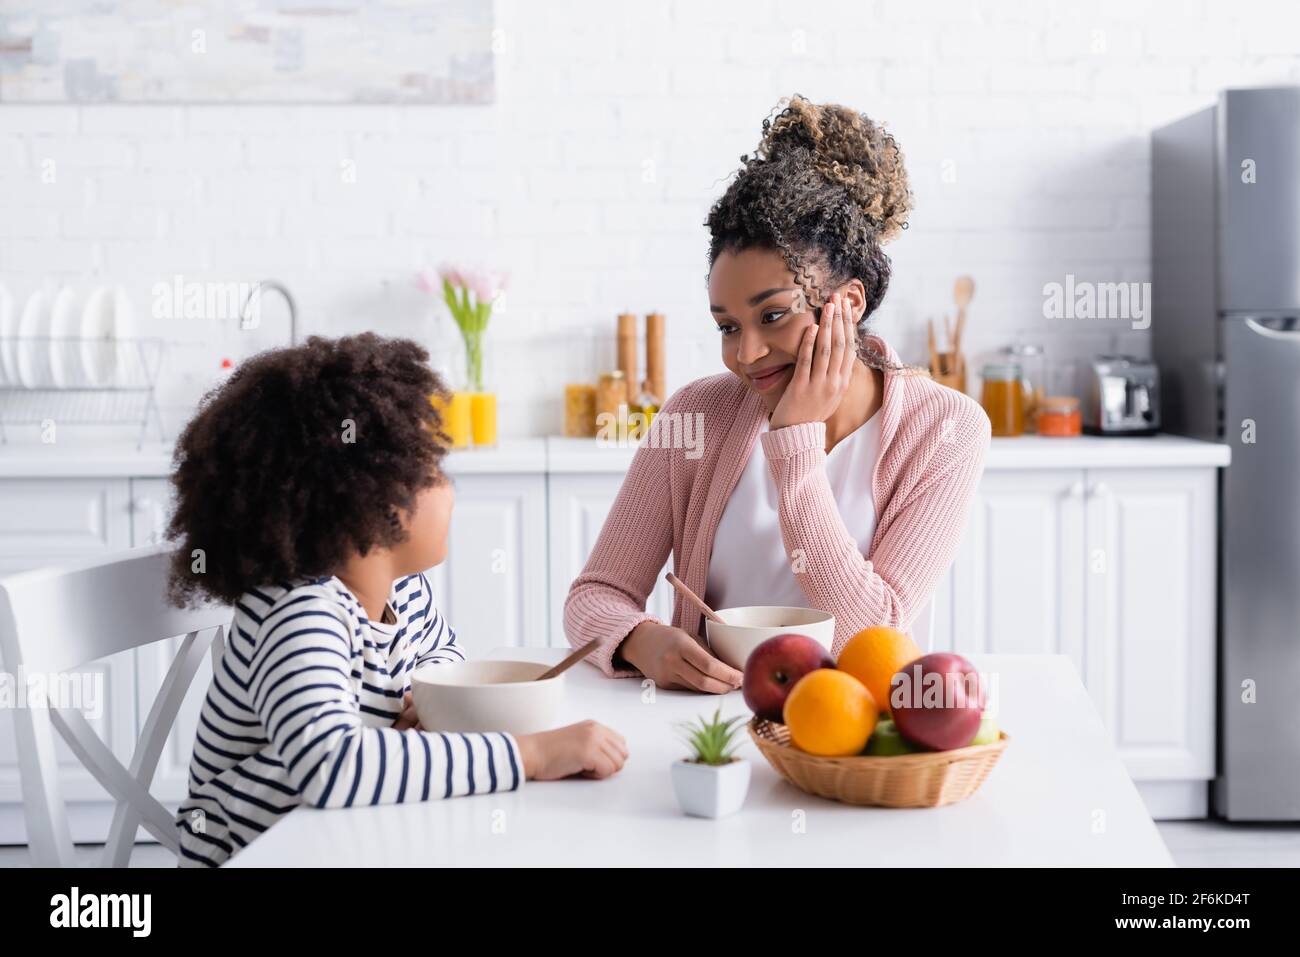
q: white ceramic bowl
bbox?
[410,659,565,736]
[705,606,836,670]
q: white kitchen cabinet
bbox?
[948,470,1087,669]
[427,473,549,657]
[547,472,674,648]
[0,478,133,576]
[128,477,173,548]
[1083,468,1216,808]
[948,464,1218,817]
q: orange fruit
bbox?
[836,625,922,716]
[783,669,878,756]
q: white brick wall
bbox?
[1,0,1299,438]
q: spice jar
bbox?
[596,370,627,427]
[981,363,1024,437]
[1037,395,1081,437]
[563,384,597,438]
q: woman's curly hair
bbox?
[166,333,449,608]
[706,95,915,371]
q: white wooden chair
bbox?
[0,546,230,867]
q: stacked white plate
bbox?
[81,285,135,387]
[16,287,54,388]
[0,284,135,389]
[0,284,17,386]
[49,286,81,387]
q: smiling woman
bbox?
[564,96,991,693]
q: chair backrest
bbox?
[0,546,231,867]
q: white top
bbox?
[227,647,1172,868]
[706,413,881,612]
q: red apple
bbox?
[742,634,835,722]
[890,652,985,751]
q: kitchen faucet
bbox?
[239,280,298,345]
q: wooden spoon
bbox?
[953,275,975,354]
[665,572,725,624]
[536,640,599,681]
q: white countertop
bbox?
[0,433,1229,478]
[227,646,1171,868]
[549,433,1232,472]
[0,439,547,478]
[984,433,1230,469]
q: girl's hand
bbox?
[392,692,421,731]
[619,620,743,694]
[516,720,629,780]
[769,292,858,431]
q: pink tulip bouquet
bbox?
[417,265,508,392]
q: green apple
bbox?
[866,719,919,756]
[968,712,999,746]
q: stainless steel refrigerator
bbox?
[1153,86,1300,820]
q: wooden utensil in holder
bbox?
[928,319,967,394]
[927,275,975,394]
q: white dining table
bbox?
[228,647,1173,867]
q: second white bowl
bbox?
[705,606,836,670]
[410,659,564,736]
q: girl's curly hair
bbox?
[166,333,449,608]
[706,95,915,371]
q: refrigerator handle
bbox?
[1244,317,1300,340]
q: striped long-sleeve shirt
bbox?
[176,573,523,867]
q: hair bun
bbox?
[756,95,912,243]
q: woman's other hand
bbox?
[769,292,858,431]
[619,621,743,693]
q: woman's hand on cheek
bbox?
[769,292,857,431]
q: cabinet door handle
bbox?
[1064,481,1084,499]
[1089,481,1110,498]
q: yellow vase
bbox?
[470,392,498,447]
[431,392,472,448]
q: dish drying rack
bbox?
[0,337,166,448]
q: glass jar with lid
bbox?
[981,363,1024,437]
[1037,395,1082,437]
[1004,343,1045,433]
[596,370,628,427]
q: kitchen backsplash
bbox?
[2,0,1297,439]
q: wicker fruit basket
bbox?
[748,718,1008,808]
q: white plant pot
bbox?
[671,758,751,819]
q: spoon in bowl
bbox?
[536,639,600,681]
[665,572,725,624]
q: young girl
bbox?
[565,96,991,690]
[167,334,626,867]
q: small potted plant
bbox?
[671,707,751,819]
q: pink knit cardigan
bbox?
[564,337,991,678]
